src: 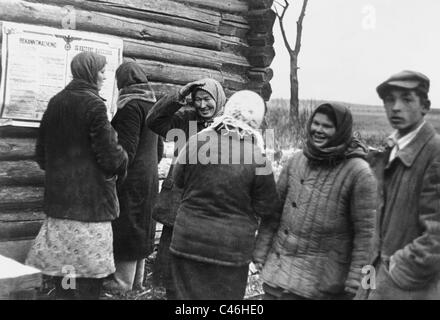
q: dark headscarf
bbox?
[190,78,226,123]
[71,52,106,88]
[115,61,156,109]
[303,102,368,165]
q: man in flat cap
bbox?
[360,70,440,299]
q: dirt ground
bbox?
[36,250,264,300]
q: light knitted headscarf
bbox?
[201,90,266,152]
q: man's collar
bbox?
[391,122,436,167]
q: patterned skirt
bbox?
[26,217,115,278]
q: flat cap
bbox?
[376,70,430,98]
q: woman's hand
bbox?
[249,262,263,274]
[178,80,205,100]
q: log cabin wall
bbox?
[0,0,276,262]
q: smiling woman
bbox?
[193,89,218,119]
[310,106,337,148]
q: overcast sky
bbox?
[270,0,440,106]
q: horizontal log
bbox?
[27,0,221,33]
[132,59,223,85]
[247,46,276,68]
[222,13,248,25]
[130,58,248,91]
[221,35,249,56]
[173,0,249,14]
[219,13,249,38]
[0,161,44,187]
[0,239,35,263]
[247,68,274,82]
[0,210,45,222]
[0,209,45,242]
[149,82,181,100]
[219,21,249,38]
[0,138,36,161]
[0,186,44,212]
[247,32,275,47]
[0,220,42,241]
[123,38,249,71]
[0,126,39,139]
[247,9,277,33]
[0,0,221,50]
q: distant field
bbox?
[266,98,440,149]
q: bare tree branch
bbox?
[272,0,309,125]
[294,0,308,55]
[276,0,293,54]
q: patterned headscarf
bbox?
[70,51,106,88]
[115,61,156,109]
[303,102,368,165]
[190,78,226,121]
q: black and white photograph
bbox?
[0,0,440,309]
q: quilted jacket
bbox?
[259,150,377,299]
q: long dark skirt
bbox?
[170,254,249,300]
[152,225,175,298]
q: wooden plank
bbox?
[222,13,248,25]
[0,220,43,241]
[0,126,38,139]
[0,254,42,297]
[132,58,223,85]
[247,9,277,33]
[0,210,45,222]
[247,32,274,47]
[129,58,248,91]
[221,35,249,56]
[0,186,44,212]
[27,0,221,33]
[0,239,35,263]
[0,160,44,187]
[0,138,36,161]
[247,46,276,67]
[173,0,249,13]
[123,39,250,71]
[219,19,249,38]
[247,67,274,82]
[0,0,221,50]
[249,0,274,10]
[219,13,249,38]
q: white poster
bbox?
[0,22,123,127]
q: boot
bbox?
[103,260,136,293]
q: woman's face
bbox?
[97,66,106,91]
[310,112,336,148]
[193,90,216,119]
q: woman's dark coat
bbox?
[146,91,209,226]
[35,79,128,222]
[111,99,162,260]
[110,61,163,261]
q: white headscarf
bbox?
[202,90,266,152]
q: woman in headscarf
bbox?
[102,61,163,293]
[256,103,377,300]
[169,90,280,300]
[26,52,128,300]
[146,78,226,299]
